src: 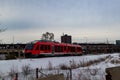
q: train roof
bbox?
[28,40,81,47]
[29,40,60,43]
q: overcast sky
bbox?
[0,0,120,43]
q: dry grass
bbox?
[59,63,69,70]
[105,55,120,64]
[4,55,113,80]
[58,55,109,70]
[0,72,3,80]
[47,61,53,70]
[8,65,18,79]
[110,59,120,64]
[22,64,32,76]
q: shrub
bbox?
[59,64,69,70]
[22,64,32,78]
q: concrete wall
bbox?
[36,74,64,80]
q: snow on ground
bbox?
[0,53,120,80]
[71,53,120,80]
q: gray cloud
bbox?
[0,0,120,43]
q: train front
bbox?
[24,43,35,58]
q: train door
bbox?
[52,45,54,54]
[34,44,40,55]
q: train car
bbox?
[24,40,82,57]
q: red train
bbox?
[24,40,83,57]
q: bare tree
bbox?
[41,32,54,41]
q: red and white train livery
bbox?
[24,40,82,57]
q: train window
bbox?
[40,45,44,50]
[44,45,47,50]
[58,46,61,52]
[44,45,49,50]
[57,46,59,52]
[35,45,39,50]
[55,46,57,52]
[55,46,58,52]
[70,47,72,52]
[77,47,79,51]
[73,47,76,52]
[64,46,66,51]
[47,45,50,50]
[68,46,70,51]
[40,45,51,51]
[77,47,81,51]
[71,47,73,52]
[61,46,63,52]
[70,47,75,52]
[25,44,34,50]
[55,46,61,52]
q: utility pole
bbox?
[106,38,109,53]
[13,36,14,44]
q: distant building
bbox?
[61,34,72,44]
[116,40,120,46]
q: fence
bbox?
[36,68,72,80]
[1,68,72,80]
[1,67,107,80]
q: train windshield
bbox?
[25,44,34,50]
